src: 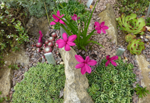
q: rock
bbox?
[98,3,118,45]
[135,55,150,103]
[59,47,94,103]
[0,67,11,98]
[0,45,29,99]
[26,16,49,37]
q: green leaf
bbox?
[86,40,104,48]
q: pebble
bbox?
[144,38,149,42]
[24,67,28,72]
[82,51,85,55]
[11,88,15,92]
[41,57,45,63]
[94,51,97,55]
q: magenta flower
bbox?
[94,21,109,34]
[75,55,97,75]
[56,33,77,51]
[50,10,65,25]
[38,31,43,43]
[105,55,118,67]
[71,14,80,21]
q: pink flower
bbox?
[50,10,65,25]
[105,55,118,67]
[38,31,43,43]
[71,14,80,21]
[75,55,97,75]
[56,33,77,51]
[94,21,109,34]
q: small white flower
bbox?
[16,38,18,40]
[4,61,7,64]
[0,2,5,9]
[7,35,10,38]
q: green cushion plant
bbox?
[116,13,146,35]
[12,63,65,103]
[86,57,136,103]
[127,38,145,55]
[125,34,136,43]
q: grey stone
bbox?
[59,47,94,103]
[26,16,49,37]
[98,3,118,45]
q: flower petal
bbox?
[87,60,97,66]
[56,39,66,48]
[50,21,56,25]
[94,21,100,27]
[95,26,100,30]
[65,44,71,51]
[57,10,60,17]
[85,64,92,73]
[52,14,59,21]
[39,31,43,37]
[110,56,118,61]
[111,61,117,66]
[106,55,110,60]
[60,14,64,18]
[59,19,65,24]
[75,63,85,69]
[81,66,86,75]
[68,35,77,42]
[100,21,105,27]
[102,29,106,34]
[62,33,68,41]
[97,30,101,34]
[75,55,84,62]
[85,56,90,62]
[105,61,110,67]
[102,26,109,30]
[67,42,76,46]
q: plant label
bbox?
[86,0,93,8]
[116,48,125,56]
[44,52,56,65]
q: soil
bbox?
[7,0,150,103]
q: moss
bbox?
[12,63,65,103]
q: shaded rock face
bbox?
[98,3,118,45]
[0,46,29,98]
[26,16,49,37]
[59,47,94,103]
[136,55,150,103]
